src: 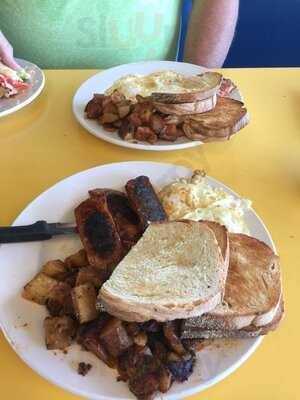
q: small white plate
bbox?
[0,58,45,118]
[0,162,274,400]
[72,61,242,151]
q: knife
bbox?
[0,221,77,243]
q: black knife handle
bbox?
[0,221,52,243]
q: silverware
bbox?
[0,221,76,243]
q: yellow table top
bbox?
[0,68,299,400]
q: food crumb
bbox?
[63,349,68,354]
[78,362,92,376]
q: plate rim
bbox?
[0,58,45,118]
[0,161,275,400]
[72,60,242,152]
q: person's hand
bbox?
[0,31,20,70]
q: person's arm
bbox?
[0,30,20,69]
[184,0,239,68]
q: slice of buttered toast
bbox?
[183,96,249,141]
[100,221,227,322]
[181,233,282,337]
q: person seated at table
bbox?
[0,0,238,70]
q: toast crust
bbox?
[153,95,217,116]
[199,221,229,271]
[150,72,223,104]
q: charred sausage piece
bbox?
[89,189,142,250]
[107,191,142,249]
[99,317,133,358]
[125,176,168,230]
[75,197,124,272]
[165,351,195,382]
[163,321,186,356]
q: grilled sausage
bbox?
[125,176,168,230]
[75,197,124,272]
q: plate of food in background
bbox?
[0,58,45,118]
[0,162,283,400]
[73,61,249,151]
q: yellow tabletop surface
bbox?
[0,68,299,399]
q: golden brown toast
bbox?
[182,96,249,141]
[181,233,282,336]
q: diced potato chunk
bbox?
[42,259,68,280]
[75,266,105,288]
[133,332,147,347]
[23,273,58,305]
[44,316,77,350]
[71,283,98,323]
[46,282,73,316]
[159,367,172,393]
[99,317,133,357]
[65,249,88,269]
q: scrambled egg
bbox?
[158,170,251,234]
[105,71,209,102]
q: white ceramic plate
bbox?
[72,61,242,151]
[0,162,275,400]
[0,58,45,118]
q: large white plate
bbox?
[72,61,242,151]
[0,162,275,400]
[0,58,45,118]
